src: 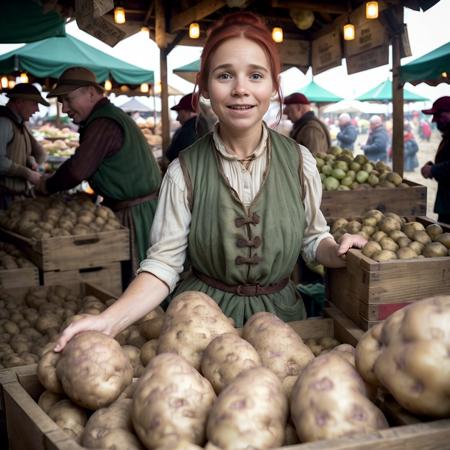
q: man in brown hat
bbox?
[36,67,162,284]
[283,92,331,155]
[0,83,49,209]
[165,92,209,162]
[421,96,450,224]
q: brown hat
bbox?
[47,67,104,98]
[283,92,310,105]
[422,96,450,115]
[171,93,197,112]
[6,83,50,106]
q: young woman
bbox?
[55,12,365,351]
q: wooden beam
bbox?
[170,0,226,32]
[155,0,167,48]
[271,0,347,14]
[144,0,155,24]
[391,6,404,176]
[160,49,170,151]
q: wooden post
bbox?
[160,49,170,151]
[391,7,404,176]
[155,0,170,151]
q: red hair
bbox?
[197,12,282,109]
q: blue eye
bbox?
[250,73,263,80]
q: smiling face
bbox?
[202,37,275,138]
[59,87,100,124]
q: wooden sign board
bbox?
[77,16,128,47]
[346,44,389,75]
[345,19,388,58]
[75,0,113,20]
[312,30,342,76]
[279,39,310,71]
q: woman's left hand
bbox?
[337,233,367,257]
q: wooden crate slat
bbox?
[0,227,130,271]
[0,267,39,289]
[41,262,122,297]
[321,179,427,220]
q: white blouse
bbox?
[138,125,333,292]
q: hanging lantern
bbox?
[104,80,112,91]
[289,9,315,30]
[8,80,15,89]
[272,27,283,43]
[140,83,149,93]
[114,7,126,24]
[343,23,355,41]
[120,85,129,93]
[140,26,150,38]
[442,72,448,78]
[366,1,379,19]
[189,23,200,39]
[154,81,162,95]
[1,76,8,89]
[20,73,29,83]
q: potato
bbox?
[157,291,237,369]
[38,390,65,414]
[290,353,388,442]
[132,353,216,448]
[122,345,144,377]
[207,367,288,450]
[48,399,88,442]
[138,316,165,340]
[37,343,63,393]
[200,332,261,394]
[56,331,133,410]
[356,295,450,417]
[242,312,314,380]
[140,339,158,366]
[82,398,144,449]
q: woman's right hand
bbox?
[53,313,115,353]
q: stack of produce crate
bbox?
[0,195,129,296]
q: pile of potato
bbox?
[0,194,121,239]
[34,291,398,449]
[0,242,34,270]
[331,210,450,261]
[316,147,407,191]
[356,295,450,418]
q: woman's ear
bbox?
[202,89,210,100]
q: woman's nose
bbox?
[231,79,248,96]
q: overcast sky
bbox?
[1,0,449,103]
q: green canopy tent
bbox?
[0,1,65,43]
[400,41,450,86]
[293,80,343,104]
[0,34,154,88]
[356,79,429,102]
[173,60,200,84]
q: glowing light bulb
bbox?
[343,23,355,41]
[272,27,284,43]
[366,1,379,19]
[189,23,200,39]
[114,7,126,24]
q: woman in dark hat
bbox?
[0,83,49,209]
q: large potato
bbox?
[132,353,216,449]
[200,332,261,393]
[82,398,144,449]
[38,390,64,414]
[242,312,314,380]
[356,295,450,417]
[291,353,388,442]
[206,367,288,450]
[157,291,237,369]
[56,331,133,409]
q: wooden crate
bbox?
[320,179,427,219]
[2,308,450,450]
[41,262,122,297]
[0,266,39,289]
[0,227,130,271]
[326,218,450,330]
